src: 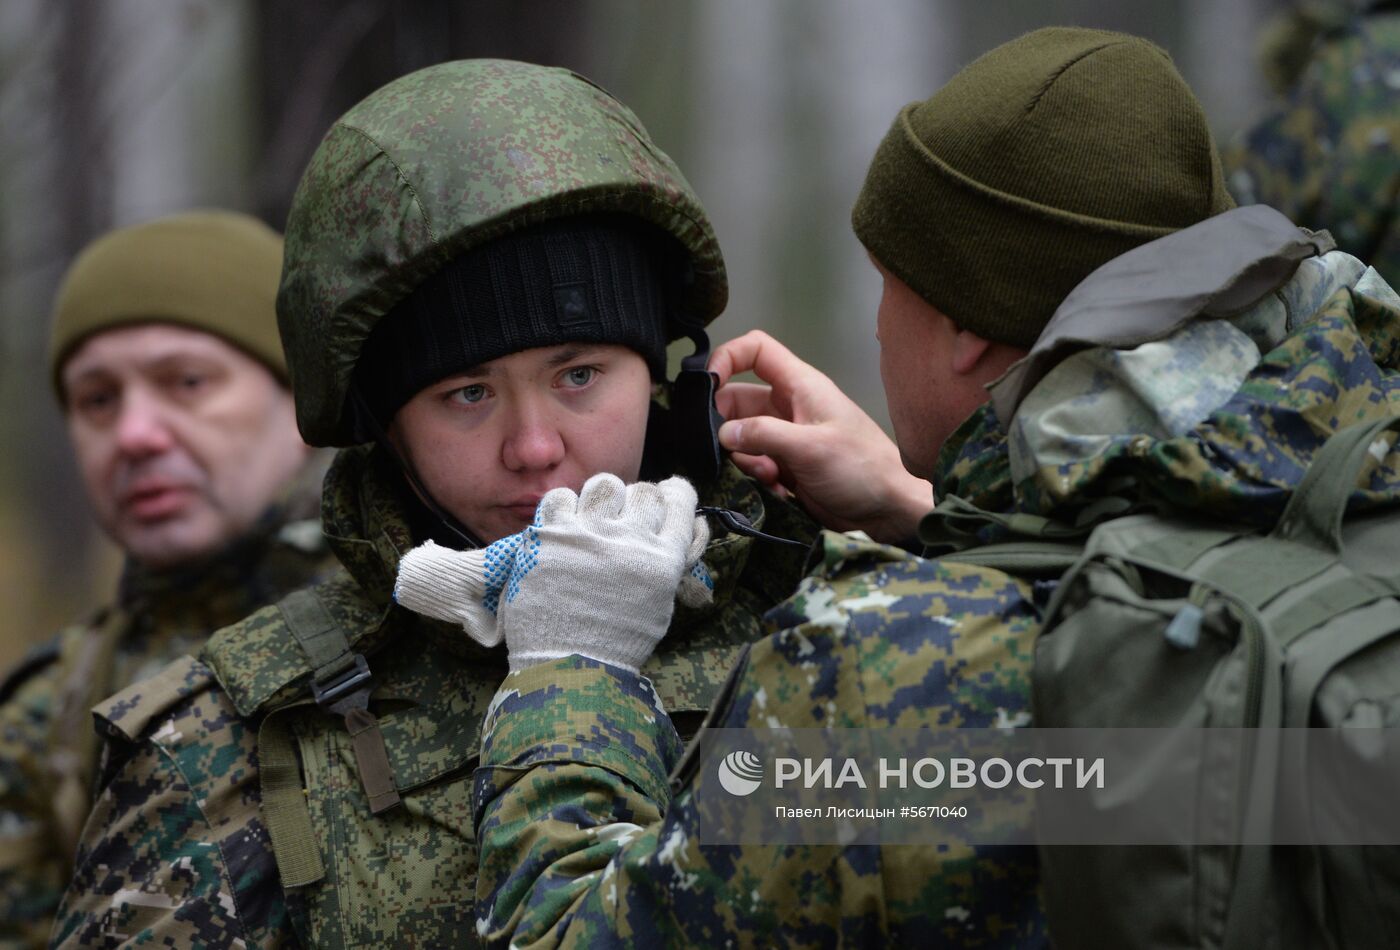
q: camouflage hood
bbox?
[278,59,726,446]
[936,208,1400,525]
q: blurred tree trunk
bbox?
[55,0,111,262]
[252,0,592,228]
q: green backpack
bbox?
[928,414,1400,950]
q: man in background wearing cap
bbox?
[465,27,1400,945]
[0,210,337,947]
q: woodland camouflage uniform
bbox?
[51,60,815,948]
[0,462,334,950]
[470,215,1400,949]
[1226,0,1400,282]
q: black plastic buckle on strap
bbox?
[310,653,372,712]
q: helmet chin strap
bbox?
[349,388,484,550]
[671,324,726,482]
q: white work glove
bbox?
[393,474,713,672]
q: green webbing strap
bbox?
[1128,526,1240,573]
[280,588,358,685]
[258,705,325,887]
[277,589,402,817]
[1275,414,1400,554]
[919,495,1084,553]
[345,706,401,813]
[1269,570,1400,647]
[1221,610,1287,950]
[938,540,1082,578]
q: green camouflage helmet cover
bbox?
[278,59,728,446]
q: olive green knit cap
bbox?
[852,27,1235,348]
[49,210,286,399]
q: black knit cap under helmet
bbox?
[353,215,673,432]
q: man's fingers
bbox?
[709,330,818,395]
[714,381,778,423]
[717,414,814,468]
[707,329,768,384]
[726,450,782,488]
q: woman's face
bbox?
[389,343,654,543]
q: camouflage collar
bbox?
[209,448,784,718]
[932,407,1015,514]
[319,441,775,611]
[320,445,414,605]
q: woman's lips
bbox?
[501,496,544,520]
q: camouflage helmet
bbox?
[278,59,727,447]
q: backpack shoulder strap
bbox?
[938,540,1083,578]
[919,494,1091,579]
[1273,413,1400,553]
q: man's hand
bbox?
[394,474,711,672]
[710,330,934,544]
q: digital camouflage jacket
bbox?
[1226,7,1400,284]
[0,459,335,950]
[471,227,1400,947]
[50,443,815,948]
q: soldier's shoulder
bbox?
[0,637,62,707]
[748,532,1038,727]
[781,529,1030,621]
[0,606,108,708]
[95,654,222,744]
[201,572,383,717]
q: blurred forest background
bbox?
[0,0,1279,667]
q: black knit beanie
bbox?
[852,27,1236,349]
[353,216,671,428]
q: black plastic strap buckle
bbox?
[311,653,372,711]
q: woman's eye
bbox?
[563,366,595,387]
[451,384,488,404]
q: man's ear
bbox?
[949,327,994,376]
